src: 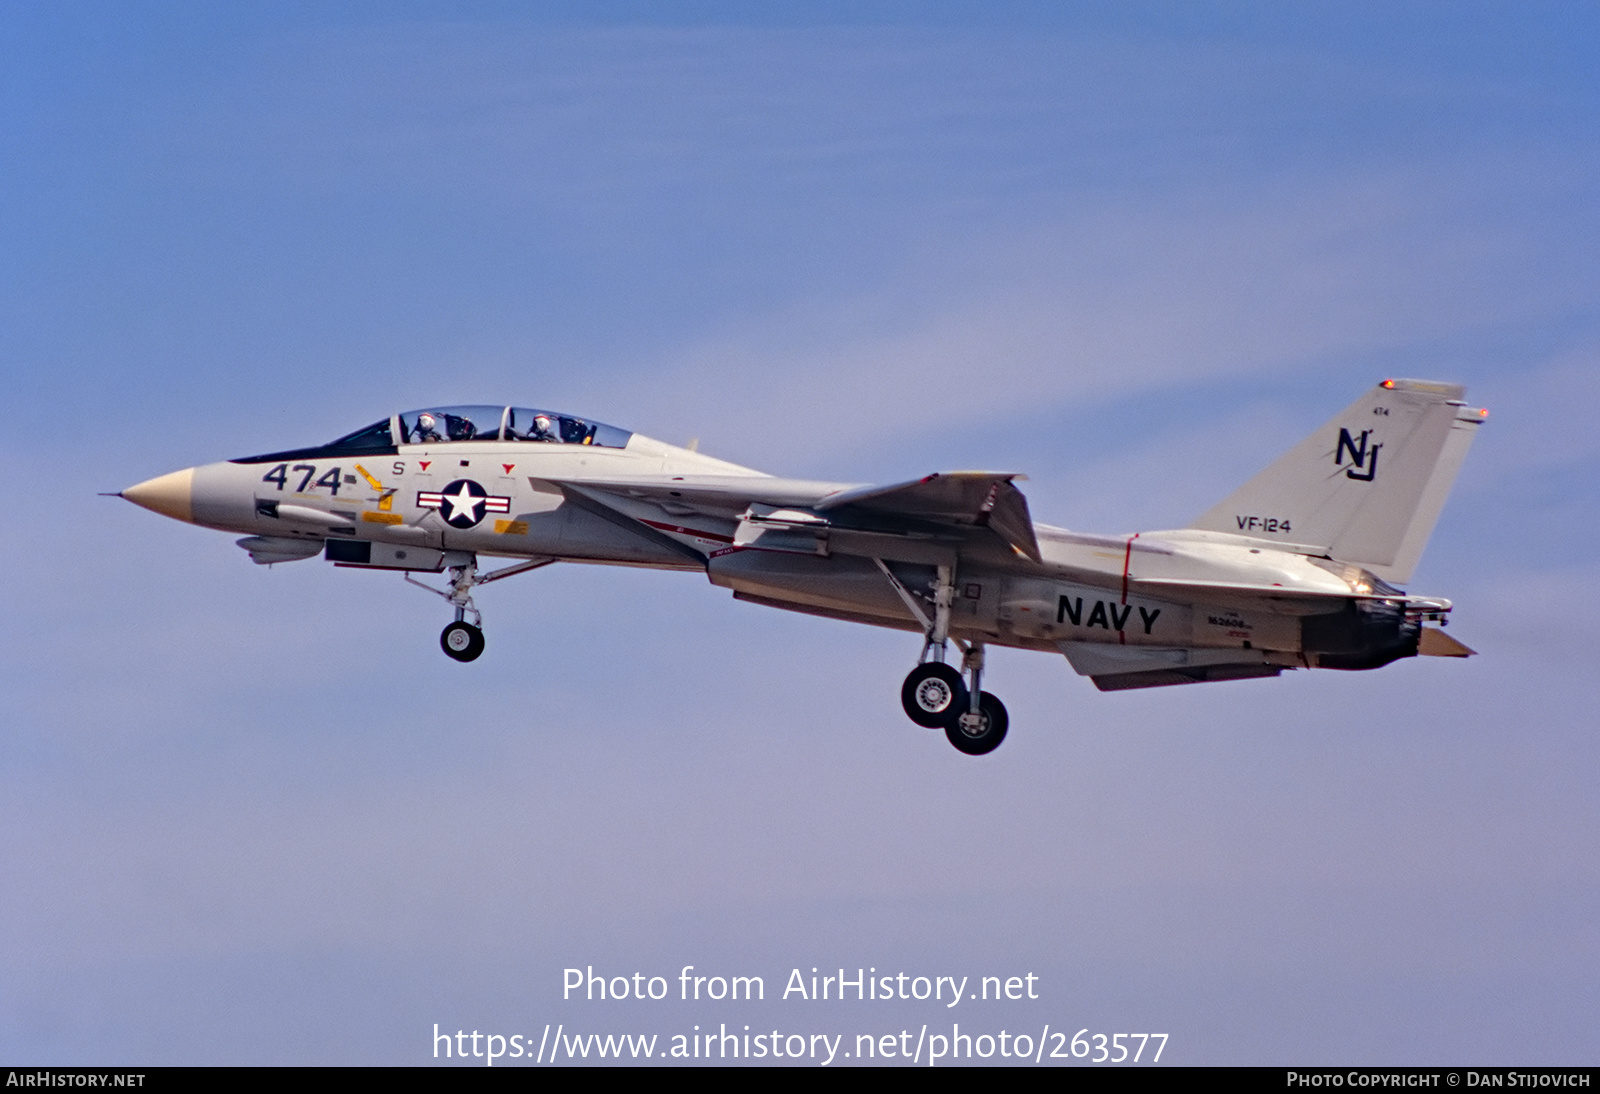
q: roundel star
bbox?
[439,479,490,528]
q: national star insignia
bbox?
[416,479,511,529]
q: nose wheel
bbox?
[441,621,485,662]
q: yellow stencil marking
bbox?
[354,465,396,510]
[363,511,404,525]
[494,519,529,535]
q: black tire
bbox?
[440,621,485,662]
[944,691,1008,755]
[901,662,968,728]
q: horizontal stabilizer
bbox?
[1059,640,1272,677]
[1091,664,1284,691]
[1060,641,1287,690]
[1418,628,1475,657]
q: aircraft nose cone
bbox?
[122,467,195,523]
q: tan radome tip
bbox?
[122,467,196,523]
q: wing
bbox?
[816,472,1040,562]
[558,471,1041,563]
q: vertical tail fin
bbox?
[1188,380,1486,584]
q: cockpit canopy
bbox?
[395,406,630,448]
[233,406,632,463]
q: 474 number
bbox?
[261,463,344,495]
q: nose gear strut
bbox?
[404,552,556,662]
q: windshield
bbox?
[229,417,398,464]
[323,419,396,451]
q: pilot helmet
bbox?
[417,412,438,435]
[533,414,554,436]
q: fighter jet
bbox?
[119,381,1483,755]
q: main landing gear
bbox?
[877,559,1009,756]
[901,644,1008,756]
[405,551,556,663]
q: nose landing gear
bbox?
[441,620,485,662]
[405,551,556,663]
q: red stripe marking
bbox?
[1121,534,1140,641]
[639,518,735,544]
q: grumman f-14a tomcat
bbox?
[118,381,1484,756]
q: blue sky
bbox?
[2,2,1598,1065]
